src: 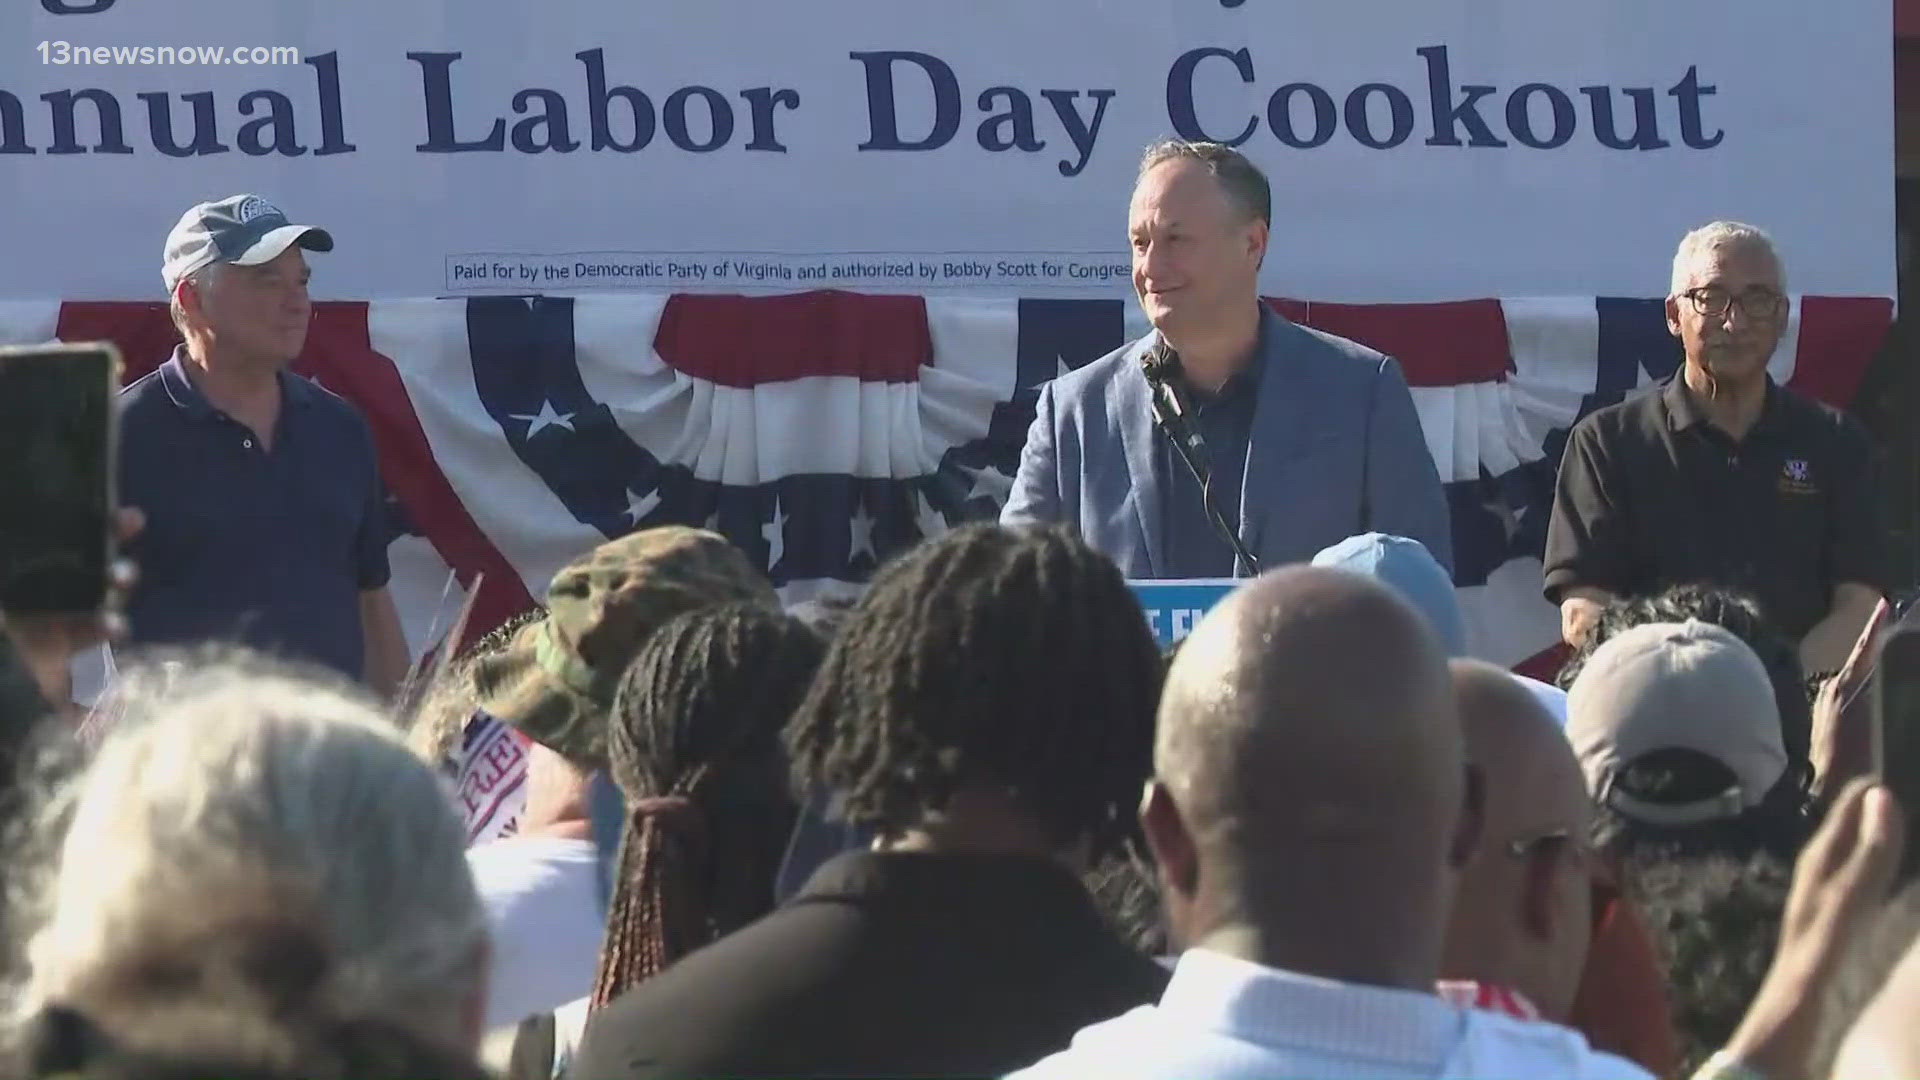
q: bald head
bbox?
[1442,660,1592,1019]
[1452,661,1588,843]
[1158,566,1460,841]
[1147,567,1471,985]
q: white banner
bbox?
[3,0,1892,302]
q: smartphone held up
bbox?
[1876,600,1920,880]
[0,342,121,616]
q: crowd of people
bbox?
[0,515,1916,1080]
[0,138,1914,1079]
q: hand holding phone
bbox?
[1877,620,1920,878]
[1811,601,1892,800]
[0,343,129,711]
[0,342,120,616]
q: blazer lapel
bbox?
[1241,311,1319,559]
[1115,333,1165,576]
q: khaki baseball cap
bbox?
[471,526,778,768]
[1567,620,1787,828]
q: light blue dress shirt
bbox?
[1005,949,1653,1080]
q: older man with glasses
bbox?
[1543,222,1888,676]
[1436,660,1679,1077]
[1438,660,1595,1025]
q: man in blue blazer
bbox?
[1002,141,1452,579]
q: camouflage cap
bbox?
[472,526,777,767]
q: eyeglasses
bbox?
[1681,286,1784,319]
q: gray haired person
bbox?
[12,654,489,1073]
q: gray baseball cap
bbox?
[162,194,333,293]
[1567,619,1787,828]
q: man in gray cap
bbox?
[116,195,409,694]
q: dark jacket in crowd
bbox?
[568,851,1170,1080]
[0,632,49,803]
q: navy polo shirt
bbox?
[118,349,392,679]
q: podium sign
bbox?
[1128,579,1240,649]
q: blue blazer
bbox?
[1001,307,1453,578]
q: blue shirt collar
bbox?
[158,346,317,420]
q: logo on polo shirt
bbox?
[1779,457,1817,496]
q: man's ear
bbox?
[1140,780,1198,899]
[1449,763,1485,872]
[176,276,210,323]
[1664,294,1683,338]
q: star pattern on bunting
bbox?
[848,499,877,562]
[914,490,949,541]
[459,293,1138,593]
[508,399,575,438]
[963,463,1014,506]
[763,497,789,572]
[1481,493,1523,546]
[75,287,1884,689]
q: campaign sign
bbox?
[1129,578,1240,649]
[5,0,1892,302]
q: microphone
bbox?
[1141,340,1206,457]
[1138,340,1260,576]
[1140,339,1179,383]
[1140,341,1188,414]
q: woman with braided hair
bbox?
[494,603,824,1080]
[570,523,1171,1080]
[589,601,825,1004]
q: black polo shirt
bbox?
[117,349,391,679]
[1543,375,1885,642]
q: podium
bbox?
[1127,578,1242,649]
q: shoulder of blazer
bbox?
[1268,317,1391,385]
[1040,335,1153,412]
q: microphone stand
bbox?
[1142,363,1261,577]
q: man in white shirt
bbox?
[1010,567,1649,1080]
[466,741,605,1028]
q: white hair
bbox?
[18,657,487,1054]
[1670,221,1786,296]
[166,262,222,334]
